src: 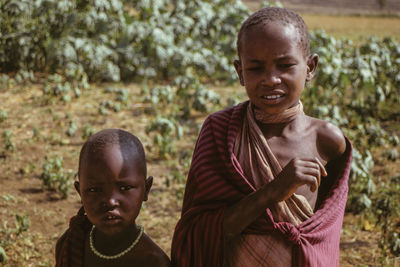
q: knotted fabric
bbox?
[171,101,352,267]
[226,103,313,266]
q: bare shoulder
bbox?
[136,233,171,267]
[309,117,346,161]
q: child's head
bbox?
[75,129,152,236]
[237,7,310,59]
[234,7,318,115]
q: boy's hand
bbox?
[268,157,327,202]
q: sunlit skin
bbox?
[75,144,170,266]
[223,22,346,241]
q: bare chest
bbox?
[83,235,141,267]
[267,133,325,167]
[266,133,324,209]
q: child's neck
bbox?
[93,224,140,254]
[258,114,305,140]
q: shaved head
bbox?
[237,7,310,58]
[78,129,146,179]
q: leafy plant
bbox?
[2,130,15,152]
[15,214,30,235]
[0,0,249,82]
[145,116,183,159]
[0,110,7,123]
[40,156,73,199]
[81,124,97,140]
[99,87,131,114]
[66,120,77,137]
[0,245,7,264]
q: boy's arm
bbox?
[223,157,325,241]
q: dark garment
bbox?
[171,101,352,267]
[55,207,91,267]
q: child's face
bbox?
[77,144,151,236]
[234,22,317,115]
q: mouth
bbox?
[261,94,284,100]
[106,215,119,220]
[260,91,286,103]
[102,213,122,224]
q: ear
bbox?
[143,176,153,201]
[74,181,81,196]
[234,59,244,86]
[306,54,319,82]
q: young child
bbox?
[172,7,352,267]
[55,129,171,267]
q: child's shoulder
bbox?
[134,233,171,267]
[307,116,346,161]
[209,101,248,120]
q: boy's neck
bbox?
[258,114,305,140]
[93,223,140,254]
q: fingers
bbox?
[293,158,327,191]
[302,164,321,187]
[300,175,318,192]
[298,158,327,177]
[315,157,328,176]
[276,157,328,198]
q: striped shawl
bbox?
[171,101,352,267]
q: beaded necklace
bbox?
[89,225,144,260]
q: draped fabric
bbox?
[55,207,91,267]
[234,102,314,225]
[254,101,304,124]
[225,103,314,266]
[171,101,352,267]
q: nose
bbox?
[101,190,119,210]
[262,69,281,87]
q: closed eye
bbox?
[246,66,262,71]
[278,63,295,69]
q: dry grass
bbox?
[303,14,400,40]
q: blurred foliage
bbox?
[304,31,400,257]
[0,0,249,82]
[2,130,15,152]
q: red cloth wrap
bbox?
[171,101,352,267]
[55,207,91,267]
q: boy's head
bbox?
[75,129,152,236]
[234,7,318,115]
[237,7,310,59]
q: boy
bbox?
[56,129,171,267]
[171,7,352,267]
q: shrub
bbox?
[40,156,73,199]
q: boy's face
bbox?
[234,22,318,115]
[76,144,152,236]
